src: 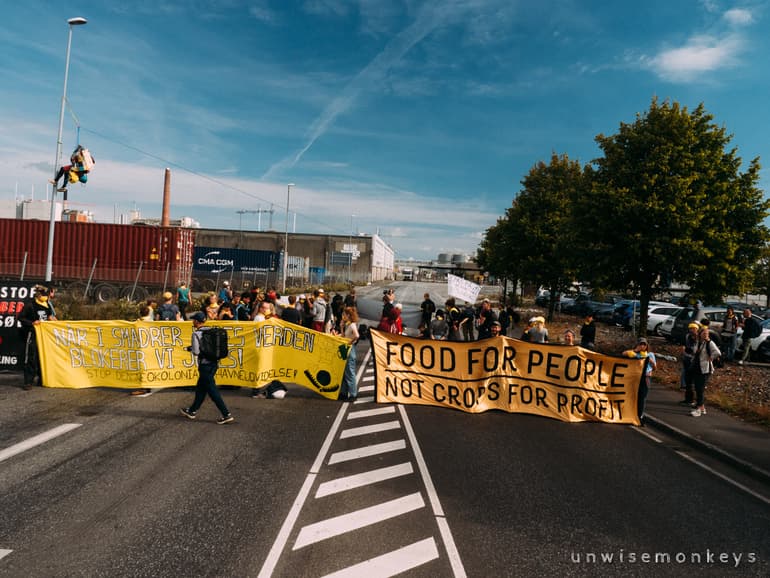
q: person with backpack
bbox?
[156,292,182,321]
[180,312,234,424]
[49,144,95,195]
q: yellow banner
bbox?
[370,330,643,425]
[36,318,349,399]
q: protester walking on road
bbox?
[690,326,721,417]
[180,312,234,424]
[19,285,56,389]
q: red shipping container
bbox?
[0,218,195,290]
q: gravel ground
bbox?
[518,309,770,429]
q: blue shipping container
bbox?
[193,247,278,273]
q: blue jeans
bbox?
[723,333,737,361]
[189,362,229,417]
[342,345,357,398]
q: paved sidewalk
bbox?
[644,381,770,484]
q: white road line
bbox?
[293,492,426,550]
[358,385,375,392]
[0,549,12,561]
[633,427,662,443]
[0,423,82,463]
[353,396,375,404]
[316,463,414,498]
[321,537,439,578]
[348,406,396,420]
[329,440,407,465]
[340,421,401,439]
[258,348,372,578]
[675,451,770,507]
[399,405,467,577]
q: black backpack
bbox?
[158,303,177,321]
[199,327,228,361]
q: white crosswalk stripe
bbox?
[260,346,466,577]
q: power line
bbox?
[80,127,358,238]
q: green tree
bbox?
[488,153,588,319]
[578,98,769,332]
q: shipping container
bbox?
[0,218,195,301]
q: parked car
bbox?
[664,306,728,346]
[754,332,770,362]
[735,317,770,361]
[563,293,622,317]
[640,305,683,335]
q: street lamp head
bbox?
[68,17,88,26]
[287,183,295,188]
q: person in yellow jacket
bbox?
[623,337,656,425]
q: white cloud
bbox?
[647,34,743,81]
[723,8,754,26]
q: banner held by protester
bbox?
[35,318,348,399]
[370,329,643,425]
[447,273,481,304]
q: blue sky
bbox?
[1,1,768,261]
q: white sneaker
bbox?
[690,408,703,417]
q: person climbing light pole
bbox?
[45,16,87,283]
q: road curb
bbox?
[645,413,770,487]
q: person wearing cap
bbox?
[180,312,234,424]
[489,320,502,337]
[527,316,548,343]
[679,322,700,405]
[623,337,656,424]
[18,285,57,390]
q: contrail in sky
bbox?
[261,2,474,181]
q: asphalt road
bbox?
[1,282,769,576]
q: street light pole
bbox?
[349,214,355,285]
[282,183,294,293]
[45,16,87,283]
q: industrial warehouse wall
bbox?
[194,229,390,289]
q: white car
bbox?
[645,305,683,335]
[736,318,770,359]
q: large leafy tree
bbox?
[578,98,769,331]
[489,153,588,319]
